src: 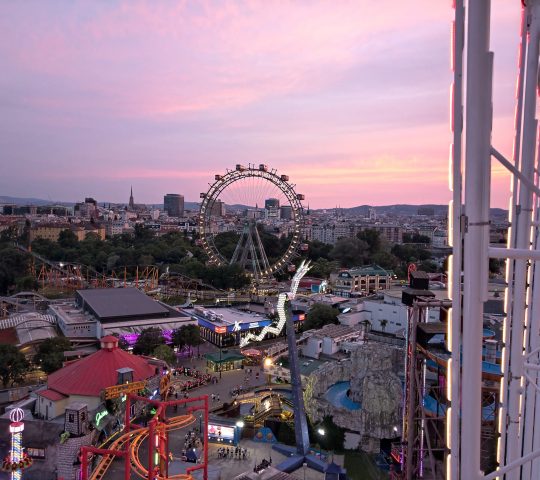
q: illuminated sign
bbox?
[208,424,235,440]
[198,317,271,334]
[104,380,147,400]
[95,410,108,427]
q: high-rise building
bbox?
[265,198,280,218]
[210,199,225,217]
[280,205,293,220]
[265,198,280,210]
[164,194,184,217]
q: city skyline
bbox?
[1,1,519,208]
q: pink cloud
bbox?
[0,1,524,208]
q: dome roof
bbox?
[47,340,157,397]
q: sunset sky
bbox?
[0,1,521,208]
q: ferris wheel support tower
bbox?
[453,1,540,479]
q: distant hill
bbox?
[0,197,507,217]
[0,196,75,206]
[318,204,507,217]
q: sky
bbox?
[0,1,522,208]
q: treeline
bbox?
[0,224,440,294]
[0,225,255,294]
[298,229,438,279]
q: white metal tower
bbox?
[451,1,540,479]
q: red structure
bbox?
[407,263,417,283]
[80,393,209,480]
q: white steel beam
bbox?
[461,1,493,479]
[448,1,465,479]
[505,3,540,476]
[489,246,540,261]
[498,5,528,473]
[491,146,540,199]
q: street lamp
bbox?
[264,358,273,385]
[235,420,245,428]
[317,428,327,461]
[219,345,222,379]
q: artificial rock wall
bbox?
[304,342,403,453]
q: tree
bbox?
[173,324,203,356]
[371,251,399,270]
[357,229,382,255]
[185,324,204,356]
[308,258,340,279]
[0,246,31,294]
[133,327,165,356]
[0,345,29,387]
[153,345,176,365]
[172,327,187,352]
[15,275,38,292]
[58,229,78,248]
[329,237,369,267]
[304,303,339,331]
[34,337,72,374]
[306,240,332,261]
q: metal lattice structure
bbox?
[401,300,450,480]
[198,164,305,280]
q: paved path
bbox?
[104,343,337,479]
[170,353,268,408]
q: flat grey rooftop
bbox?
[76,288,169,320]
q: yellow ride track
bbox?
[89,414,196,480]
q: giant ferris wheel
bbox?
[198,164,305,280]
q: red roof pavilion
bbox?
[47,336,157,397]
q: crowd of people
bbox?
[216,446,249,460]
[229,367,260,397]
[173,367,216,392]
[180,428,203,463]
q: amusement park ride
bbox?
[198,164,306,280]
[401,0,540,479]
[80,393,209,480]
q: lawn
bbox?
[343,451,389,480]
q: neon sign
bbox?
[95,410,108,427]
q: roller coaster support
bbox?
[80,445,129,480]
[125,393,209,480]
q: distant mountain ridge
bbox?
[316,204,507,217]
[0,196,507,216]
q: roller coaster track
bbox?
[89,414,196,480]
[130,415,196,480]
[15,243,68,274]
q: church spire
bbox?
[129,185,135,209]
